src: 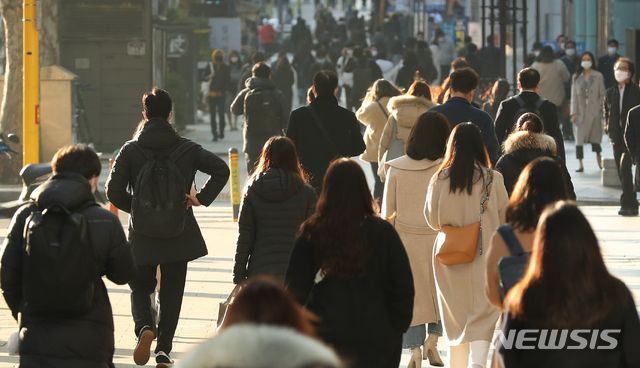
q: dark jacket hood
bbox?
[248,168,304,202]
[245,77,277,90]
[135,117,181,149]
[31,172,95,210]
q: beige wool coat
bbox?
[531,60,571,106]
[571,70,606,145]
[381,155,441,326]
[425,167,509,345]
[356,96,392,162]
[378,95,437,179]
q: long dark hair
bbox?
[362,79,402,104]
[299,159,377,279]
[276,54,291,70]
[247,136,308,189]
[405,111,451,161]
[406,81,432,100]
[574,51,597,79]
[506,158,569,232]
[488,79,510,116]
[506,202,630,329]
[222,277,316,336]
[435,122,491,195]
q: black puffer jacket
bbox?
[106,117,230,265]
[496,131,576,198]
[233,168,317,284]
[0,173,137,367]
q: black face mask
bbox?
[215,57,223,63]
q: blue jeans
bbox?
[402,321,443,349]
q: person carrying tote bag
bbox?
[425,123,509,368]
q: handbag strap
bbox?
[497,223,526,256]
[478,169,494,223]
[307,105,342,157]
[376,101,389,119]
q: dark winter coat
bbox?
[231,77,291,156]
[495,131,576,198]
[604,81,640,146]
[208,60,231,95]
[0,173,137,367]
[286,94,366,191]
[233,169,317,284]
[105,117,230,265]
[395,61,426,90]
[429,96,501,165]
[494,91,566,163]
[625,105,640,164]
[598,53,620,89]
[272,66,295,106]
[285,217,414,368]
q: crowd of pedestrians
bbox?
[3,5,640,368]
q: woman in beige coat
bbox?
[382,111,451,368]
[356,79,402,200]
[570,51,607,172]
[426,123,509,368]
[378,81,437,180]
[531,46,571,107]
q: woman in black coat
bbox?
[496,113,575,198]
[272,55,295,109]
[234,137,317,284]
[285,158,414,368]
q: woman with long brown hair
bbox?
[499,202,640,368]
[286,158,415,368]
[378,80,437,181]
[234,136,317,285]
[382,111,451,367]
[485,157,570,308]
[176,278,342,368]
[425,123,509,368]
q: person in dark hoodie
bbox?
[1,144,137,368]
[207,49,231,141]
[496,112,575,198]
[106,87,230,367]
[231,62,291,174]
[233,137,317,285]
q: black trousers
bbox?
[245,152,260,175]
[370,162,384,202]
[612,142,638,210]
[576,143,602,159]
[208,96,226,137]
[129,261,188,354]
[559,104,574,140]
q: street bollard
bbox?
[108,158,118,216]
[228,148,241,222]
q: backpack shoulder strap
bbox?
[130,141,154,160]
[513,95,526,108]
[497,223,526,256]
[306,105,342,157]
[169,140,197,162]
[534,97,547,109]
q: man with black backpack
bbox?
[0,144,137,367]
[231,62,291,174]
[494,67,566,162]
[106,88,230,367]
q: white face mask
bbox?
[311,50,317,58]
[559,42,565,50]
[581,61,592,70]
[565,48,576,57]
[371,50,378,57]
[346,49,353,56]
[230,57,239,63]
[429,45,439,53]
[533,50,540,57]
[438,37,445,43]
[615,70,629,82]
[608,47,618,55]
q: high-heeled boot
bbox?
[408,347,422,368]
[423,334,444,367]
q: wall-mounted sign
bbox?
[127,41,146,56]
[167,33,189,58]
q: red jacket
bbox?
[259,25,276,44]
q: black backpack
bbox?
[512,95,546,127]
[22,201,100,319]
[131,140,194,239]
[497,223,531,301]
[244,88,280,135]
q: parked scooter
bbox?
[0,133,52,218]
